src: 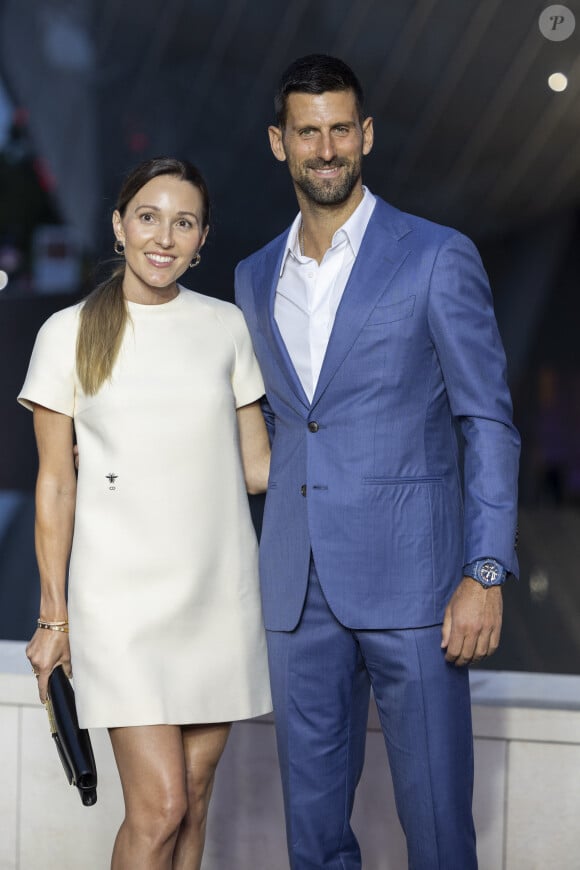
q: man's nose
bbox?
[317,133,336,162]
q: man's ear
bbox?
[362,116,374,157]
[268,125,287,163]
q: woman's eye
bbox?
[140,213,154,222]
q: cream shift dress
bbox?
[18,286,272,728]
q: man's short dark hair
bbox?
[274,54,365,128]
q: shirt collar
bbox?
[279,186,376,277]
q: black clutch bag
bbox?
[45,665,98,806]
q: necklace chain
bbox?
[299,221,305,257]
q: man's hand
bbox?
[441,577,503,666]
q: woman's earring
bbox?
[189,253,201,268]
[114,240,125,255]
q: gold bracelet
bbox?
[37,620,69,633]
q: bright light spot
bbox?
[548,72,568,91]
[0,270,8,291]
[529,567,550,603]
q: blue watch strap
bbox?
[464,558,507,586]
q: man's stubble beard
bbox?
[293,158,362,207]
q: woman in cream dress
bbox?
[21,157,271,870]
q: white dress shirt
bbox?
[274,187,376,401]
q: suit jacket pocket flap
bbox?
[365,295,415,326]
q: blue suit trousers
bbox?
[266,560,477,870]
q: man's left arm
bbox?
[427,231,520,666]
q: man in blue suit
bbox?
[235,54,519,870]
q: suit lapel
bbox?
[253,235,310,410]
[312,200,412,407]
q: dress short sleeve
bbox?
[218,304,265,409]
[17,305,80,417]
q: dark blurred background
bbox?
[1,0,579,673]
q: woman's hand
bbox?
[26,628,72,703]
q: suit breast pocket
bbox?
[365,295,415,326]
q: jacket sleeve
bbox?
[234,260,276,443]
[427,231,520,575]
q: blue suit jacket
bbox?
[235,197,520,631]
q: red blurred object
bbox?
[128,131,149,153]
[12,106,29,126]
[33,156,57,192]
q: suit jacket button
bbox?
[300,484,307,497]
[308,421,319,432]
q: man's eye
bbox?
[177,219,193,229]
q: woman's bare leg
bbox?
[109,725,187,870]
[172,722,231,870]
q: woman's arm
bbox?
[26,404,76,702]
[236,400,271,495]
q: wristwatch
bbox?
[463,558,506,588]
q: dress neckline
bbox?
[125,286,185,311]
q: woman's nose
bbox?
[155,222,174,247]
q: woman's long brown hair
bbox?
[76,157,210,395]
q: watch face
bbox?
[480,561,499,584]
